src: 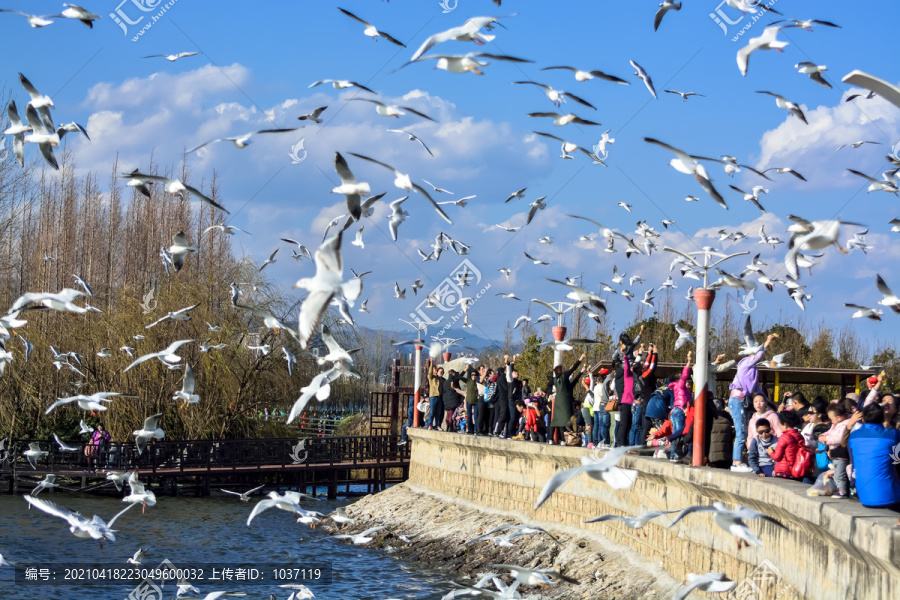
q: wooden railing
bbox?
[1,435,409,475]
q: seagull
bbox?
[539,65,629,85]
[846,169,899,194]
[836,140,882,152]
[120,170,229,212]
[525,197,547,225]
[163,232,198,273]
[358,299,369,313]
[145,303,200,329]
[523,251,548,266]
[739,316,766,356]
[348,153,452,224]
[221,484,265,502]
[673,573,736,600]
[512,81,596,109]
[640,289,656,310]
[105,471,128,491]
[394,283,406,299]
[527,112,601,127]
[674,324,694,350]
[30,474,60,497]
[772,17,840,31]
[768,352,790,368]
[126,548,148,566]
[123,472,157,512]
[664,89,703,101]
[532,132,602,162]
[466,524,561,545]
[643,138,726,208]
[505,188,526,202]
[535,447,641,509]
[22,442,48,469]
[496,292,521,301]
[498,268,512,281]
[737,25,790,76]
[78,420,94,435]
[386,129,433,157]
[133,414,165,456]
[44,393,122,415]
[667,501,787,549]
[876,275,900,314]
[330,507,355,525]
[143,52,200,61]
[52,434,80,453]
[761,166,807,181]
[50,4,101,27]
[538,236,552,244]
[513,315,531,329]
[333,526,387,545]
[284,364,337,424]
[338,7,405,46]
[293,231,362,349]
[490,564,578,589]
[617,202,632,213]
[205,224,248,237]
[585,509,679,530]
[350,98,435,122]
[258,248,279,272]
[421,179,452,195]
[0,9,54,27]
[654,1,682,31]
[546,278,606,313]
[402,51,533,75]
[755,91,807,124]
[200,339,227,353]
[844,304,883,321]
[23,104,59,170]
[24,496,137,546]
[387,196,409,241]
[630,60,657,99]
[123,339,194,372]
[172,364,200,405]
[247,491,306,527]
[308,79,375,94]
[408,16,508,61]
[3,101,30,166]
[297,106,328,124]
[728,184,768,213]
[794,62,831,88]
[494,224,520,233]
[186,127,304,154]
[280,347,297,376]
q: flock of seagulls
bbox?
[1,1,897,598]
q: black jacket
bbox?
[443,374,462,410]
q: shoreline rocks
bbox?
[320,482,676,599]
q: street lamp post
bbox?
[663,247,750,467]
[394,319,429,428]
[530,299,578,367]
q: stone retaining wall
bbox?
[408,429,900,600]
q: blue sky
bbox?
[5,0,900,354]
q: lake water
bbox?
[0,487,455,600]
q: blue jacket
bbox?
[848,424,900,508]
[645,388,673,421]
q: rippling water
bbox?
[0,487,454,600]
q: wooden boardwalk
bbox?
[1,435,409,499]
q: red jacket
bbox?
[769,427,803,477]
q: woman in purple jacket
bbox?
[728,333,777,472]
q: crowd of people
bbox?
[400,325,900,522]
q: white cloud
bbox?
[753,89,900,190]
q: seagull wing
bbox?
[667,504,719,528]
[411,182,453,224]
[246,498,278,526]
[534,464,586,509]
[183,183,229,214]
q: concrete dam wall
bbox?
[407,429,900,600]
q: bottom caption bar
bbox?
[14,561,333,586]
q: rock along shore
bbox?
[320,482,677,599]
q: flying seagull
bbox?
[348,152,452,224]
[535,447,642,509]
[297,106,328,124]
[308,79,376,94]
[186,127,304,153]
[349,98,435,122]
[338,7,406,47]
[629,60,657,99]
[737,25,789,77]
[643,138,726,208]
[667,501,787,549]
[755,91,807,124]
[539,65,629,84]
[143,52,200,61]
[386,129,433,157]
[512,81,596,109]
[654,1,682,31]
[119,170,229,213]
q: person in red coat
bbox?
[768,410,804,479]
